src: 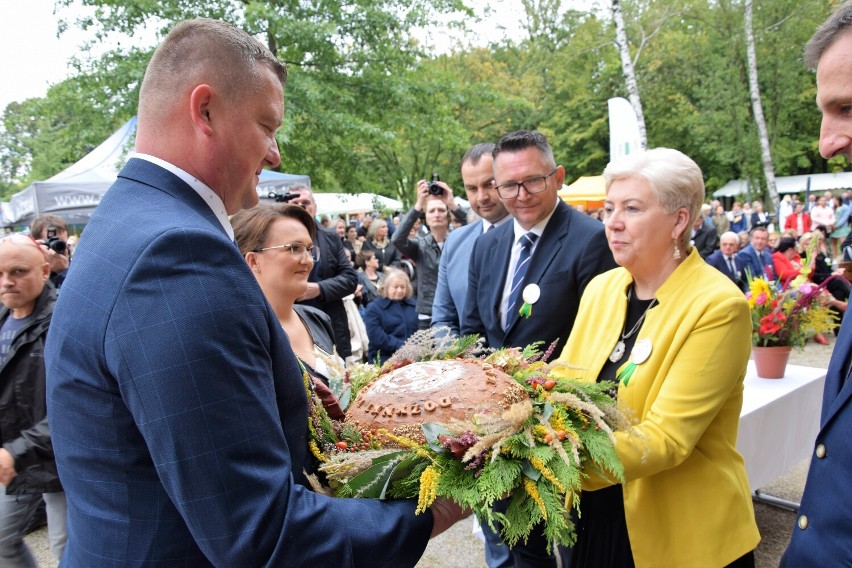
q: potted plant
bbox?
[747,273,838,378]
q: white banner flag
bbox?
[608,97,642,162]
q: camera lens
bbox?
[428,182,443,196]
[48,237,67,255]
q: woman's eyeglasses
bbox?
[255,242,315,260]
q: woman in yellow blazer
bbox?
[554,148,759,567]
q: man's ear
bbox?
[188,84,214,136]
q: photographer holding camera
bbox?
[30,214,71,289]
[391,175,466,329]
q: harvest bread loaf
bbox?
[346,359,528,443]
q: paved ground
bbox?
[25,339,835,567]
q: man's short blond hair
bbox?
[139,18,286,123]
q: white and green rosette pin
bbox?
[519,284,540,319]
[616,338,652,386]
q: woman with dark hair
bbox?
[344,224,362,264]
[355,249,384,307]
[801,230,850,337]
[772,236,803,283]
[232,203,345,418]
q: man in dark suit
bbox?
[782,5,852,564]
[289,185,358,359]
[737,225,775,280]
[691,212,719,258]
[463,130,615,358]
[44,18,463,566]
[706,231,747,291]
[462,130,616,566]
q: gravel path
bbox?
[25,339,834,567]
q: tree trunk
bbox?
[611,0,648,150]
[745,0,780,210]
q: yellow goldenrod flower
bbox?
[309,440,327,463]
[530,457,565,493]
[524,477,547,521]
[416,465,440,514]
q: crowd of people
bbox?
[2,6,852,567]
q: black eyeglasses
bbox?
[495,168,558,199]
[255,242,315,259]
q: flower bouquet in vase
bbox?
[305,330,628,550]
[747,266,838,378]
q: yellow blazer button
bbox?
[798,515,809,530]
[816,444,826,459]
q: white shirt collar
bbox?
[482,214,512,233]
[511,198,560,243]
[132,153,234,241]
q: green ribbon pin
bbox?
[617,339,652,387]
[519,284,540,319]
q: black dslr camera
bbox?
[428,173,443,196]
[274,192,301,203]
[41,226,67,255]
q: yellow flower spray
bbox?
[530,456,565,493]
[524,477,548,521]
[416,465,440,514]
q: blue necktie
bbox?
[506,233,538,328]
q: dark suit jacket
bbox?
[462,200,616,355]
[45,158,431,566]
[299,227,358,358]
[737,244,775,281]
[782,311,852,565]
[692,222,719,258]
[705,250,747,291]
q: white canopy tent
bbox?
[6,117,312,226]
[8,117,137,226]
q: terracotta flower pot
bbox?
[752,345,792,379]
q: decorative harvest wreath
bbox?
[304,330,627,549]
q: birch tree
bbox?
[611,0,648,149]
[745,0,780,208]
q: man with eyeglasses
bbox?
[462,130,615,566]
[289,185,359,360]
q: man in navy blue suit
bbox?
[706,231,747,291]
[462,131,616,359]
[45,18,464,566]
[462,131,616,566]
[736,225,775,281]
[782,3,852,564]
[431,142,510,337]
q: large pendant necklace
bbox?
[609,288,657,363]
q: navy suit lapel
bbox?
[505,202,569,334]
[489,223,514,333]
[118,158,230,240]
[821,312,852,426]
[526,203,569,284]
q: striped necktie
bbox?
[506,232,538,328]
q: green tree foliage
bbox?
[0,0,842,208]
